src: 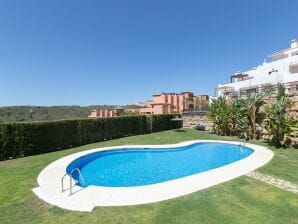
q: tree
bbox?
[230,98,249,137]
[264,84,297,147]
[209,94,266,139]
[243,92,266,139]
[208,97,232,135]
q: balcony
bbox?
[289,61,298,74]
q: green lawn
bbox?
[0,129,297,224]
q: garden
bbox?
[0,129,297,224]
[209,84,297,147]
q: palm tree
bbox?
[243,92,266,139]
[209,92,269,140]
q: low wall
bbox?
[182,114,213,131]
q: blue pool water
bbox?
[66,142,253,187]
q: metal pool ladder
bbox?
[61,168,86,195]
[239,139,247,151]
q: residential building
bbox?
[217,39,298,98]
[89,108,124,118]
[89,91,201,117]
[125,108,140,113]
[193,95,210,110]
[139,92,194,115]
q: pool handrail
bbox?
[61,168,86,195]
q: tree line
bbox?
[0,105,138,123]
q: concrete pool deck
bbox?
[32,140,274,212]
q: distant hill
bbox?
[0,105,138,123]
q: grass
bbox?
[0,129,297,224]
[249,139,298,185]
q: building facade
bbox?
[217,40,298,98]
[138,92,194,115]
[89,92,207,117]
[89,108,124,118]
[193,95,210,110]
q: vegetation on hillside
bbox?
[0,105,138,123]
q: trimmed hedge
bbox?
[0,114,181,160]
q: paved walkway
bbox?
[246,171,298,194]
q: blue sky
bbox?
[0,0,298,106]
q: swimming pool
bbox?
[33,140,273,211]
[66,142,253,187]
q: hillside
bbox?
[0,105,137,123]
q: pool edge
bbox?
[32,140,274,212]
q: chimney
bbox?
[291,39,298,48]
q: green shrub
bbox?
[150,114,180,132]
[0,114,180,160]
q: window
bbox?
[289,64,298,74]
[247,88,257,94]
[291,51,298,56]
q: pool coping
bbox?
[32,140,274,212]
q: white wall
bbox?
[218,54,298,96]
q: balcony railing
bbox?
[224,81,298,99]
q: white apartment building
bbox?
[217,40,298,98]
